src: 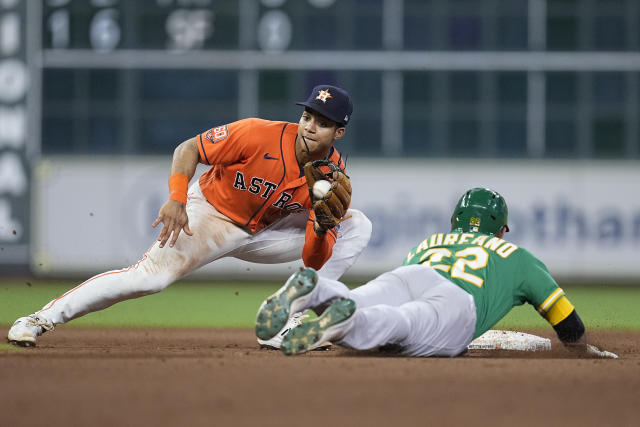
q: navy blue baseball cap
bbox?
[296,85,353,126]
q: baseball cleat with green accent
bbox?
[255,267,319,342]
[257,312,309,349]
[281,297,356,356]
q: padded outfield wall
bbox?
[32,158,640,283]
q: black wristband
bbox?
[553,310,585,343]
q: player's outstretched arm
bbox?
[152,137,200,248]
[553,310,618,358]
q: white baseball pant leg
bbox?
[300,264,477,357]
[37,183,372,325]
[231,208,372,280]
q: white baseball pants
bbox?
[37,183,372,325]
[305,264,477,357]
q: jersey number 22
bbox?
[419,247,488,287]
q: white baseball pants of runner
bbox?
[305,264,477,357]
[37,183,372,325]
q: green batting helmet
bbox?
[450,188,509,235]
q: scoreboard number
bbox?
[90,8,120,52]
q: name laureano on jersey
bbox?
[405,232,518,267]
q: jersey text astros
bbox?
[197,118,345,233]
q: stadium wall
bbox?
[32,158,640,283]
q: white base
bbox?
[468,330,551,352]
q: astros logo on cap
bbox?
[315,89,332,103]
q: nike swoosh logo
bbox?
[264,153,279,160]
[279,328,291,337]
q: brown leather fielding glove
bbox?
[303,160,352,233]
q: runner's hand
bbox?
[586,344,618,359]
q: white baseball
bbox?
[312,180,332,199]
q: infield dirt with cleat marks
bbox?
[1,327,638,427]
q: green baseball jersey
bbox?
[403,232,574,339]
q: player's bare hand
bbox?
[586,344,618,359]
[152,199,193,248]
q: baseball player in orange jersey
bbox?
[7,85,372,348]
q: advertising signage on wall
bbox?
[32,160,640,282]
[0,0,30,267]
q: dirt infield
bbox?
[1,327,638,427]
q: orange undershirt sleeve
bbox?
[302,212,338,270]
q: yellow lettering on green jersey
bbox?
[471,235,488,245]
[419,248,452,273]
[444,233,459,246]
[484,237,505,251]
[458,233,474,244]
[496,242,518,258]
[405,249,416,264]
[430,233,444,247]
[451,247,489,287]
[432,264,451,273]
[417,238,429,252]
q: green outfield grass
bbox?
[1,279,639,330]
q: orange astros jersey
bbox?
[196,118,346,269]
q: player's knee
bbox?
[344,209,372,245]
[401,301,435,333]
[131,272,175,295]
[395,309,412,333]
[349,209,372,234]
[137,248,190,293]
